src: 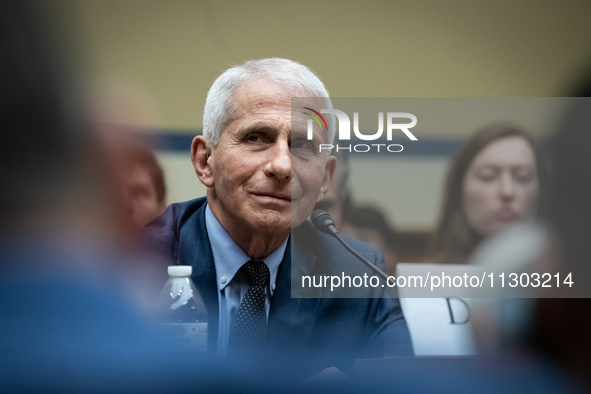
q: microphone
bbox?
[311,209,389,281]
[311,210,339,236]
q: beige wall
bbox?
[51,0,591,230]
[57,0,591,129]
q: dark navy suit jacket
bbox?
[141,197,412,372]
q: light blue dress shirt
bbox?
[205,204,287,355]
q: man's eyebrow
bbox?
[291,128,307,138]
[240,123,276,134]
[291,127,323,143]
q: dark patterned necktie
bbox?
[228,260,270,354]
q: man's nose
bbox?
[265,140,291,180]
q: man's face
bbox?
[205,79,334,239]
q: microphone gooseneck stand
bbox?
[311,210,389,282]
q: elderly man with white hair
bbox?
[142,58,411,374]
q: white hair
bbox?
[202,58,335,147]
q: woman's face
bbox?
[462,136,539,238]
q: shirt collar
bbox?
[205,204,287,292]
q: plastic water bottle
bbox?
[156,265,207,352]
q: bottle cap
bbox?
[168,265,192,277]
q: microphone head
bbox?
[311,209,338,235]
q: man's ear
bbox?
[191,135,214,187]
[316,155,337,203]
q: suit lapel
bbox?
[267,228,323,349]
[176,201,219,353]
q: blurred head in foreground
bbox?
[431,123,547,264]
[468,96,591,391]
[535,94,591,385]
[0,1,94,225]
[0,1,146,247]
[0,2,220,392]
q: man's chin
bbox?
[290,213,310,230]
[251,213,291,235]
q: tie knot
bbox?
[241,260,269,287]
